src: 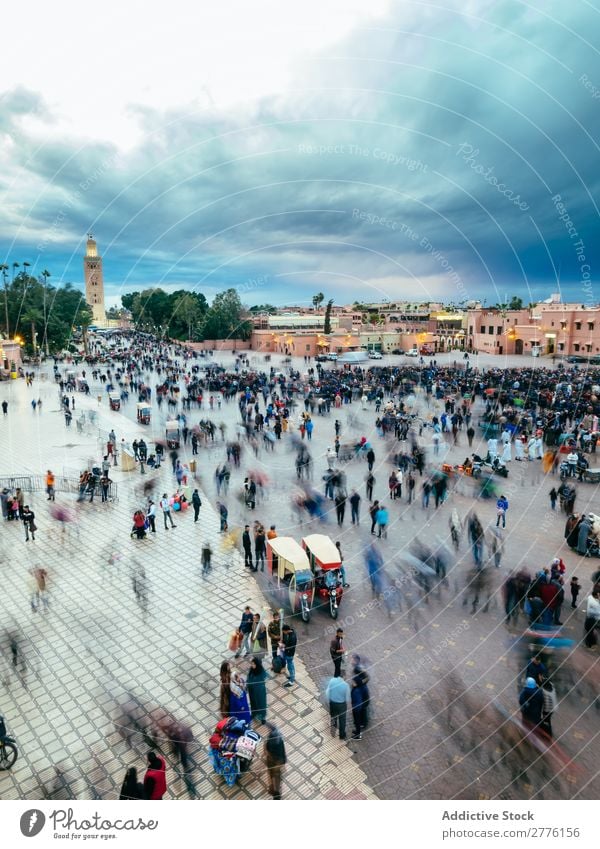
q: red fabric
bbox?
[145,756,167,799]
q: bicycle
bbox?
[0,716,18,770]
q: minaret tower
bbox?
[83,234,106,324]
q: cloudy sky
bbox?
[1,0,599,309]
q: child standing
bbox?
[570,576,581,608]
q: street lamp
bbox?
[41,269,51,355]
[0,264,9,338]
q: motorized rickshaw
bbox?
[266,536,315,622]
[109,391,121,411]
[137,402,151,425]
[302,533,343,619]
[165,420,181,449]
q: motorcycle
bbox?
[472,453,509,478]
[0,716,18,770]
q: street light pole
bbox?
[0,265,9,338]
[41,269,51,355]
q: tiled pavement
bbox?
[2,352,600,800]
[0,375,375,800]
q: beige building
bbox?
[83,235,106,325]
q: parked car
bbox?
[368,350,383,359]
[315,354,329,362]
[338,351,369,364]
[405,348,419,357]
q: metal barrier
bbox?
[0,475,118,502]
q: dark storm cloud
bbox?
[2,0,600,306]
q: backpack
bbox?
[272,656,284,674]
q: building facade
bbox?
[83,235,106,325]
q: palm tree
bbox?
[21,306,43,354]
[312,293,325,310]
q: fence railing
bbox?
[0,475,118,502]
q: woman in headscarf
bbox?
[219,661,232,718]
[350,654,370,740]
[577,514,591,555]
[246,656,268,723]
[229,669,252,723]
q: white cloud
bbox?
[0,0,391,149]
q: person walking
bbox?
[466,425,475,447]
[281,623,297,687]
[100,474,112,503]
[201,541,212,575]
[1,400,7,416]
[192,489,202,522]
[326,673,350,740]
[246,657,268,723]
[407,472,415,504]
[366,447,375,472]
[549,487,558,511]
[143,751,167,799]
[349,489,361,524]
[369,500,380,535]
[264,723,287,800]
[350,655,370,740]
[235,605,253,658]
[242,525,253,569]
[334,491,346,526]
[330,627,345,677]
[159,494,177,529]
[422,479,431,508]
[22,505,36,541]
[496,494,509,528]
[365,472,375,501]
[30,566,49,612]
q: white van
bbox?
[405,348,419,357]
[337,351,369,365]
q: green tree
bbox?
[170,292,207,340]
[323,298,334,334]
[312,292,325,309]
[202,288,251,340]
[509,296,523,310]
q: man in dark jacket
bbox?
[282,624,297,687]
[268,611,282,665]
[242,525,253,568]
[264,723,287,800]
[23,505,36,542]
[519,677,544,728]
[330,628,345,677]
[191,489,202,522]
[235,605,253,658]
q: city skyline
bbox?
[1,2,599,310]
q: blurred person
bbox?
[246,657,268,722]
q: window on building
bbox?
[588,322,594,330]
[551,322,554,327]
[497,326,502,334]
[469,326,473,334]
[306,345,310,351]
[586,343,592,352]
[575,321,582,330]
[574,344,580,352]
[560,321,567,329]
[558,343,565,351]
[488,326,494,335]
